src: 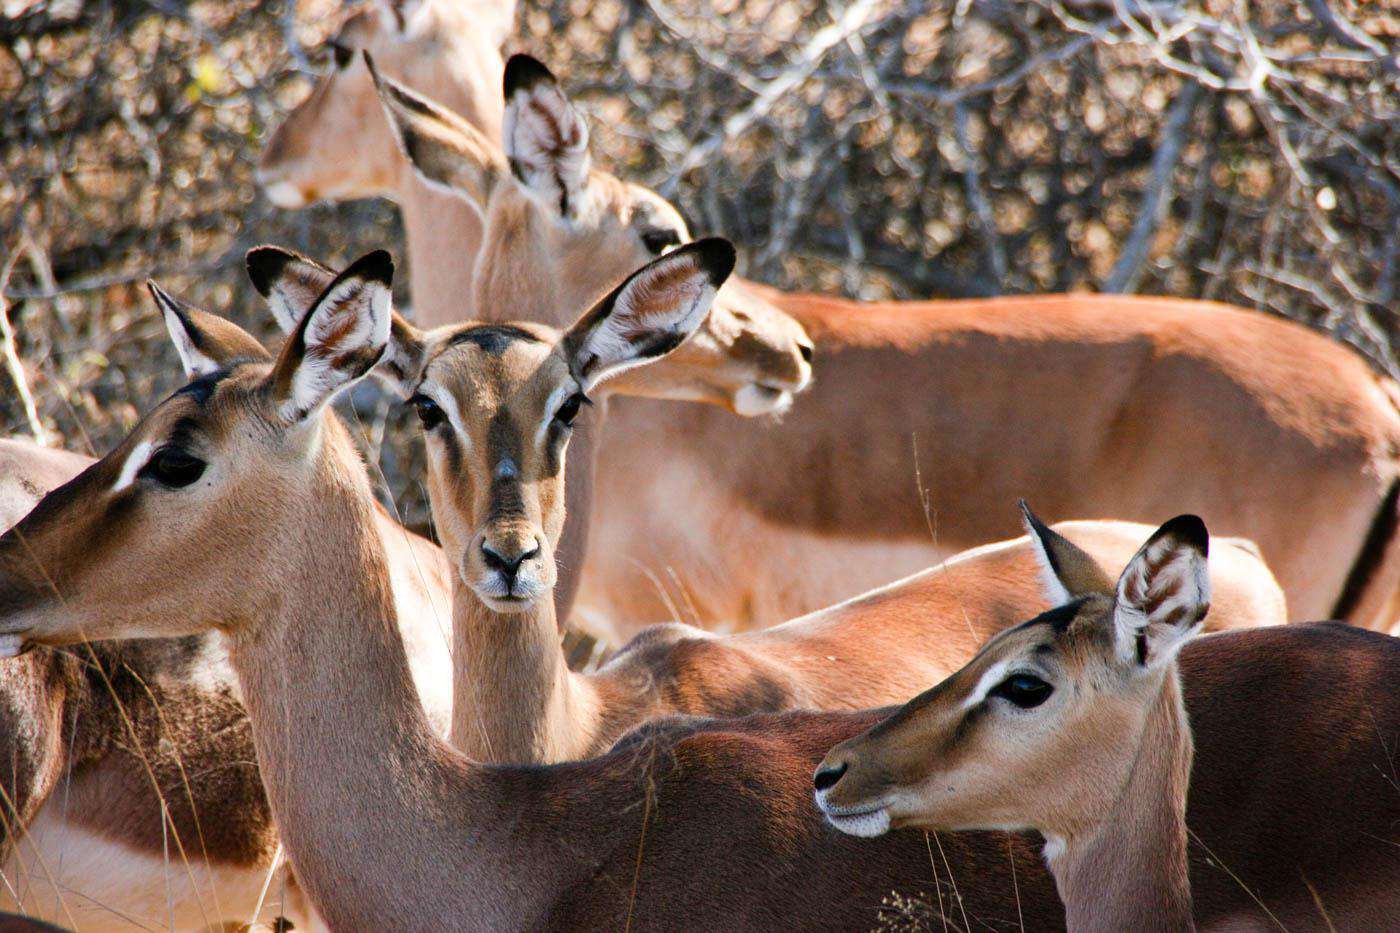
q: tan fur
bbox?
[271,31,1400,634]
[811,519,1284,929]
[0,426,452,931]
[399,300,1286,764]
[5,359,1399,929]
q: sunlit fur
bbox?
[314,28,1400,640]
[815,515,1212,930]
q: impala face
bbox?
[813,507,1209,846]
[368,53,814,416]
[250,238,738,614]
[0,254,397,653]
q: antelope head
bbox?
[257,0,515,208]
[0,253,396,653]
[249,238,736,614]
[813,504,1209,848]
[371,52,814,416]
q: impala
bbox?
[2,251,1397,930]
[266,24,1400,633]
[253,244,1285,764]
[817,506,1208,930]
[812,508,1400,926]
[0,357,454,930]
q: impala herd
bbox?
[3,1,1400,930]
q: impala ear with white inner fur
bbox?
[1111,514,1211,670]
[267,250,395,423]
[246,246,337,335]
[562,238,736,392]
[502,54,590,219]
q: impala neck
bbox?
[397,178,486,329]
[224,435,503,928]
[1049,672,1195,933]
[448,573,601,763]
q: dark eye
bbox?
[140,448,206,489]
[554,392,590,428]
[640,228,682,255]
[329,40,353,70]
[991,674,1053,709]
[409,394,445,430]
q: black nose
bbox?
[799,343,814,364]
[480,541,541,583]
[813,761,847,792]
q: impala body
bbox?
[261,12,1400,635]
[818,508,1209,931]
[251,244,1285,766]
[1,257,1393,930]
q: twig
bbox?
[1300,0,1387,57]
[954,103,1007,288]
[663,0,882,192]
[0,243,49,445]
[1105,79,1201,292]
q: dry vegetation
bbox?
[2,0,1398,531]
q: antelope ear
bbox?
[375,314,431,398]
[247,246,337,335]
[1019,501,1115,604]
[267,251,395,423]
[150,281,270,378]
[562,238,735,392]
[369,54,502,211]
[1111,515,1211,670]
[502,54,590,219]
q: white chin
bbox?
[262,181,310,209]
[822,807,891,838]
[472,590,539,615]
[733,384,792,418]
[0,632,30,658]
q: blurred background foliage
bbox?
[2,0,1398,530]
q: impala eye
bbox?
[409,394,445,430]
[140,448,206,489]
[991,673,1053,709]
[329,40,353,70]
[553,392,590,428]
[640,228,682,255]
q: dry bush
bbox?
[3,0,1399,532]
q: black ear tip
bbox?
[1018,498,1049,534]
[344,249,395,286]
[503,53,555,97]
[1162,514,1209,553]
[245,246,296,297]
[688,237,737,286]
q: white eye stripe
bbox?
[962,660,1012,710]
[112,441,154,493]
[417,385,471,447]
[535,384,574,447]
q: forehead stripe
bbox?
[445,324,541,354]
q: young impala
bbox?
[253,244,1285,764]
[817,506,1208,930]
[1,253,1397,929]
[266,26,1400,634]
